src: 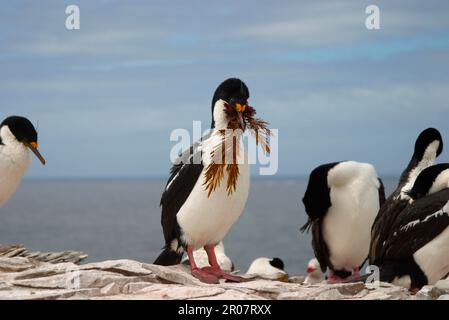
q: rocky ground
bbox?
[0,245,88,264]
[1,256,449,300]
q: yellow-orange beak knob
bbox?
[235,103,246,113]
[30,141,38,149]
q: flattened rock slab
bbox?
[288,276,306,284]
[222,279,303,299]
[100,282,121,296]
[13,262,78,280]
[122,282,154,294]
[96,284,225,300]
[13,268,157,291]
[194,289,266,300]
[0,257,40,273]
[13,269,120,289]
[142,264,204,286]
[278,284,335,300]
[315,288,346,300]
[0,287,91,300]
[361,286,410,300]
[81,259,154,276]
[359,291,393,300]
[416,285,447,300]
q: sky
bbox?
[1,0,449,179]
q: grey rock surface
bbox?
[0,257,447,300]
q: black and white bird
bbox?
[0,116,45,252]
[366,189,449,290]
[406,163,449,203]
[154,78,269,284]
[301,161,385,283]
[370,128,443,265]
[246,257,287,280]
[0,116,45,208]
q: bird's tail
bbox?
[300,219,312,233]
[153,247,183,266]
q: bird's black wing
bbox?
[300,163,339,270]
[382,189,449,261]
[300,165,335,232]
[311,220,333,273]
[369,191,408,265]
[159,135,208,245]
[370,158,420,264]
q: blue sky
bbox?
[1,0,449,179]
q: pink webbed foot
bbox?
[187,245,219,284]
[191,268,220,284]
[327,271,345,284]
[343,267,362,281]
[351,267,361,278]
[201,244,251,283]
[201,266,249,283]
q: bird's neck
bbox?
[398,152,436,198]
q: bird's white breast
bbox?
[177,134,250,250]
[0,143,31,208]
[323,162,380,271]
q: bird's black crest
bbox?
[0,116,38,145]
[210,78,249,128]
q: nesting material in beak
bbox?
[25,141,46,165]
[237,112,246,131]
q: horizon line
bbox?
[23,174,401,182]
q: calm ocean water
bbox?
[0,177,397,275]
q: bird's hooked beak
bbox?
[235,103,247,130]
[25,141,46,165]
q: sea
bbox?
[0,177,398,275]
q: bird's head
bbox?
[210,78,250,131]
[306,258,322,275]
[413,128,443,162]
[0,116,46,165]
[406,163,449,202]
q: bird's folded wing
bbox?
[312,221,333,272]
[159,134,209,243]
[370,194,408,263]
[383,190,449,260]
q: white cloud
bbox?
[238,1,449,48]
